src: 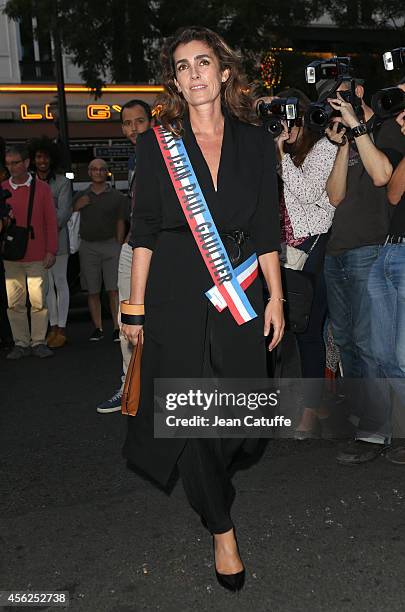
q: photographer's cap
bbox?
[316,77,365,100]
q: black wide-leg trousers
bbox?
[175,294,266,534]
[177,437,245,534]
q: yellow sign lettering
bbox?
[20,104,43,120]
[44,104,54,120]
[87,104,111,120]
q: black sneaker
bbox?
[32,344,54,358]
[89,328,104,341]
[336,440,389,465]
[113,329,120,342]
[97,388,122,413]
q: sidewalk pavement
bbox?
[1,320,405,612]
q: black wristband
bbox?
[351,123,368,139]
[121,313,145,325]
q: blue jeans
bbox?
[325,246,381,379]
[368,244,405,406]
[325,246,390,441]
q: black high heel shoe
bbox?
[215,567,245,592]
[213,533,245,592]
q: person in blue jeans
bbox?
[368,107,405,464]
[323,76,405,464]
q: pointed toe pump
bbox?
[215,567,245,592]
[213,531,246,592]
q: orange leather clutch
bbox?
[121,333,143,416]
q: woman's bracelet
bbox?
[120,301,145,325]
[267,296,286,302]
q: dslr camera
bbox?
[371,48,405,119]
[257,97,300,137]
[304,57,363,132]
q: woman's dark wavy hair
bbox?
[28,136,60,171]
[156,26,257,135]
[277,87,323,167]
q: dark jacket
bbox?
[124,111,280,487]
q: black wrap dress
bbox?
[123,111,280,487]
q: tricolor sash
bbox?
[206,253,258,312]
[153,125,258,326]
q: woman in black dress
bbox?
[121,26,284,591]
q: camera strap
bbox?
[26,176,36,240]
[368,115,384,145]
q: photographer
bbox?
[367,92,405,464]
[323,76,405,464]
[274,89,342,437]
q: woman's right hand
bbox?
[121,323,143,346]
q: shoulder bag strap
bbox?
[26,176,36,239]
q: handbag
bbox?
[2,177,36,261]
[280,234,321,271]
[121,332,143,416]
[279,234,321,333]
[281,266,314,333]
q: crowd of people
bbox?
[0,100,151,360]
[1,25,405,593]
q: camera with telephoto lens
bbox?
[382,48,405,71]
[371,87,405,119]
[304,57,363,132]
[257,97,300,137]
[305,80,363,132]
[370,48,405,119]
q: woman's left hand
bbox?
[264,299,285,351]
[325,121,348,146]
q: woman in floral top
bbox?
[275,88,344,436]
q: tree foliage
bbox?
[321,0,404,27]
[4,0,155,91]
[3,0,403,90]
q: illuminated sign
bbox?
[20,103,53,120]
[1,84,164,93]
[86,104,111,120]
[20,103,122,121]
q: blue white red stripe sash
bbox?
[205,253,258,312]
[153,125,258,325]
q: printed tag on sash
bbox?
[153,125,257,325]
